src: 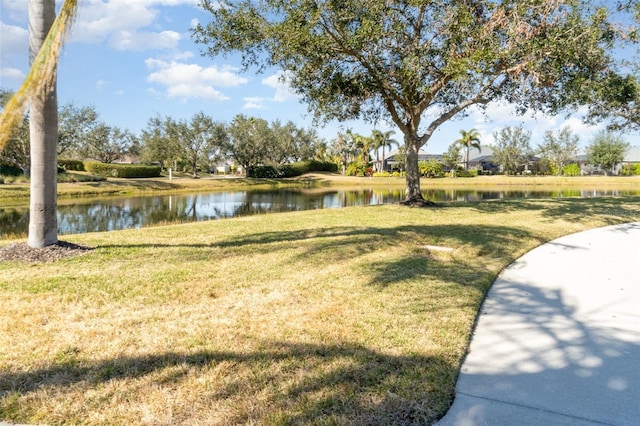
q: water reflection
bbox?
[1,187,638,238]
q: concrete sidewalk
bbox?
[437,222,640,426]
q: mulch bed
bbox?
[0,241,94,263]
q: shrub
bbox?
[419,160,443,178]
[305,160,338,173]
[621,163,640,176]
[372,171,391,177]
[83,162,161,178]
[392,171,401,177]
[456,169,477,178]
[562,163,581,176]
[1,175,29,184]
[346,161,368,176]
[0,164,22,177]
[247,165,280,178]
[247,161,338,178]
[58,159,85,171]
[57,172,106,183]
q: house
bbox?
[382,148,442,171]
[465,146,498,173]
[618,145,640,175]
[623,146,640,165]
[580,146,640,175]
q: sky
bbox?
[0,0,631,155]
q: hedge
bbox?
[0,164,22,176]
[58,159,85,171]
[247,165,281,178]
[621,163,640,176]
[83,162,161,178]
[247,160,338,178]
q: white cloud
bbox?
[96,79,110,89]
[169,50,194,61]
[167,84,228,100]
[70,0,198,51]
[471,102,556,129]
[469,102,561,145]
[243,97,266,109]
[110,30,181,51]
[0,0,27,21]
[262,72,299,102]
[553,114,605,148]
[0,67,25,84]
[145,59,248,101]
[133,0,200,5]
[72,1,156,44]
[0,22,27,66]
[466,103,605,149]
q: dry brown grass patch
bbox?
[1,198,639,424]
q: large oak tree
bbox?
[194,0,621,204]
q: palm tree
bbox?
[0,0,79,248]
[370,131,384,171]
[356,134,373,163]
[455,128,482,171]
[28,0,59,248]
[371,129,398,172]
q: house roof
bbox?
[624,146,640,163]
[383,148,442,161]
[469,155,494,163]
[384,146,495,161]
[467,146,494,161]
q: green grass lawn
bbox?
[1,196,640,425]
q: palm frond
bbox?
[0,0,79,149]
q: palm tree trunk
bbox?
[465,145,470,171]
[28,0,58,248]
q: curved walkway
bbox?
[437,222,640,426]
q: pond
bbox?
[1,187,639,238]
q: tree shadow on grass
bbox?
[87,223,507,321]
[95,223,542,291]
[0,341,455,425]
[439,268,640,425]
[464,196,640,225]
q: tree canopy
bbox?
[578,2,640,131]
[538,127,580,175]
[441,142,463,177]
[194,0,625,203]
[587,130,629,175]
[492,125,533,175]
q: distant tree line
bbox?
[441,126,630,177]
[0,89,333,178]
[2,87,632,180]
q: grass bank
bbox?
[2,172,639,204]
[2,197,639,425]
[0,172,337,204]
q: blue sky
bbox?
[0,0,623,155]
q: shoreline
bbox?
[1,172,639,205]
